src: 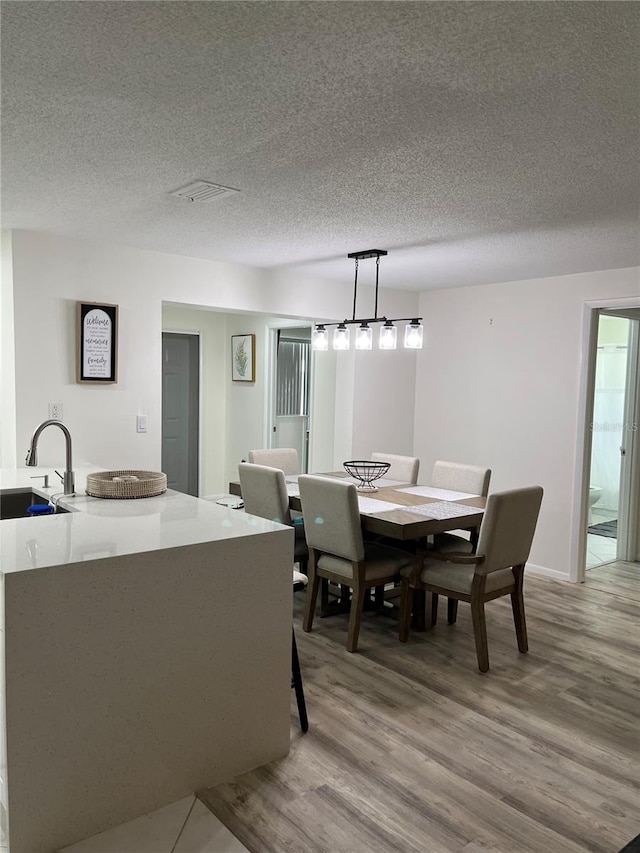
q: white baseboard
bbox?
[525,563,573,583]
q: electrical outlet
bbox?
[48,402,63,420]
[136,415,148,433]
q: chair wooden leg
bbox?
[427,592,439,627]
[470,528,480,552]
[374,586,385,609]
[511,566,528,653]
[291,628,308,732]
[447,597,458,624]
[398,578,413,643]
[470,597,490,672]
[412,589,426,631]
[320,577,329,614]
[303,575,320,633]
[346,583,367,652]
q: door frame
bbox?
[265,324,313,470]
[162,330,202,496]
[570,296,640,582]
[264,327,278,450]
[618,316,640,561]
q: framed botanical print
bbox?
[231,334,255,382]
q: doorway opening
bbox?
[270,327,312,473]
[586,314,631,567]
[162,332,200,495]
[576,304,640,579]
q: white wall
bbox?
[327,347,419,467]
[11,233,179,469]
[0,231,17,467]
[161,309,320,493]
[9,231,419,485]
[162,307,341,493]
[414,266,640,580]
[309,348,338,473]
[351,346,417,459]
[333,351,356,467]
[224,312,272,488]
[7,231,639,576]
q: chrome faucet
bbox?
[25,419,75,496]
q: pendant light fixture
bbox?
[312,324,328,350]
[404,319,424,349]
[312,249,423,351]
[379,320,398,350]
[333,323,350,350]
[355,323,373,350]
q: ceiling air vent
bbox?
[168,180,239,203]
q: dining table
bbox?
[229,471,486,624]
[228,472,486,542]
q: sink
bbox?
[0,490,69,520]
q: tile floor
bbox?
[58,795,249,853]
[586,507,619,569]
[586,531,619,567]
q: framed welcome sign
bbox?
[77,301,119,383]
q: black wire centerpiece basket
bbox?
[343,460,390,492]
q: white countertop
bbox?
[0,468,285,574]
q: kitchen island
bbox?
[0,469,293,853]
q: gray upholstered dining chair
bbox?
[371,452,420,484]
[429,460,491,552]
[248,448,299,476]
[238,462,308,574]
[299,475,413,652]
[430,460,491,496]
[398,486,543,672]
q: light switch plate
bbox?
[136,415,148,433]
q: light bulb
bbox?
[379,321,397,350]
[333,323,350,350]
[312,325,328,351]
[404,320,423,349]
[355,323,373,350]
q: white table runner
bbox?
[357,496,406,514]
[287,487,406,512]
[288,475,410,494]
[396,485,480,501]
[401,501,484,520]
[346,476,408,488]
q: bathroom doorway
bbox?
[584,309,640,571]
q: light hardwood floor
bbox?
[199,562,640,853]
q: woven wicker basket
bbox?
[85,470,167,499]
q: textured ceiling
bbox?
[1,1,639,291]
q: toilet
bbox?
[588,486,602,523]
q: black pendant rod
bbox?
[347,249,388,260]
[348,249,388,323]
[352,257,359,322]
[319,248,420,328]
[318,316,422,329]
[374,254,380,319]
